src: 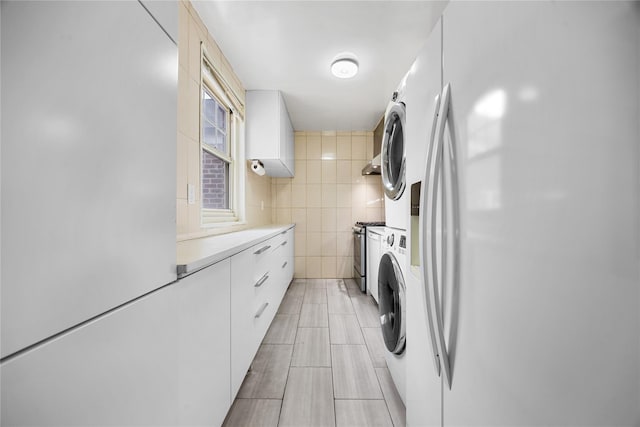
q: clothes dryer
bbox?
[381,79,409,230]
[378,227,407,404]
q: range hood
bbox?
[361,153,381,175]
[362,115,384,175]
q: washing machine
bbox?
[378,227,407,404]
[381,78,409,231]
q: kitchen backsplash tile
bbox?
[306,134,322,160]
[306,160,322,184]
[321,135,337,160]
[351,135,367,160]
[336,135,351,159]
[273,131,384,279]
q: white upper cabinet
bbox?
[139,0,178,42]
[0,1,177,358]
[246,90,295,177]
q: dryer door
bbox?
[381,102,406,200]
[378,252,406,355]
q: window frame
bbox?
[199,46,245,226]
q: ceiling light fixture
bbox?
[331,53,359,79]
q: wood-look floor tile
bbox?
[237,344,293,399]
[375,367,406,427]
[344,278,364,297]
[331,345,383,399]
[343,278,360,290]
[327,292,354,314]
[292,328,331,367]
[278,295,303,314]
[279,367,335,427]
[306,279,327,289]
[223,398,281,427]
[350,295,381,327]
[335,400,393,427]
[326,280,349,296]
[286,281,306,298]
[304,288,327,304]
[263,314,299,344]
[329,314,364,344]
[362,327,387,368]
[299,304,329,327]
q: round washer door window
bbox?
[378,252,406,355]
[381,102,406,201]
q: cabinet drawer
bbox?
[229,229,294,399]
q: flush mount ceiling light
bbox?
[331,53,359,79]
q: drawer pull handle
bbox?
[282,261,288,269]
[255,302,269,318]
[255,273,269,288]
[281,241,288,247]
[281,230,287,235]
[254,245,271,255]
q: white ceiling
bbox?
[191,1,446,131]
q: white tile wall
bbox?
[273,131,384,279]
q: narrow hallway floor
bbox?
[222,278,406,427]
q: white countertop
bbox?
[177,224,295,277]
[366,226,386,235]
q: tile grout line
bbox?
[345,280,397,424]
[228,278,401,426]
[373,367,397,427]
[276,280,303,427]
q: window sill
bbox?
[201,220,247,229]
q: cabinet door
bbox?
[1,0,177,357]
[272,228,294,297]
[279,93,295,175]
[139,0,178,42]
[366,231,382,303]
[245,90,294,177]
[284,227,295,286]
[1,285,179,426]
[177,259,231,426]
[230,239,278,398]
[441,2,640,425]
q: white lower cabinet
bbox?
[0,284,180,426]
[0,227,294,426]
[176,258,231,426]
[366,229,383,303]
[230,227,295,399]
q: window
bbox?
[201,88,231,210]
[200,48,245,225]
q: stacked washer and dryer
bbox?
[377,79,409,405]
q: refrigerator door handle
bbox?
[444,82,461,390]
[419,93,442,377]
[429,83,453,389]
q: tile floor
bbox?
[223,278,406,427]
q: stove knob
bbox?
[386,234,394,246]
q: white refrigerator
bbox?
[405,2,639,425]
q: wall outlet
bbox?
[261,200,264,211]
[187,184,195,205]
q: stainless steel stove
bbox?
[352,221,385,293]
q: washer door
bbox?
[381,102,406,200]
[378,252,406,355]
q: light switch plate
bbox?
[187,184,195,204]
